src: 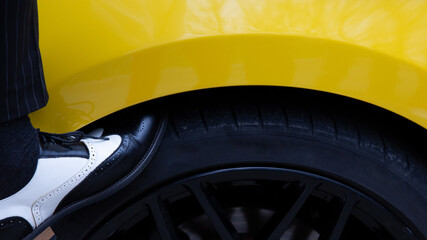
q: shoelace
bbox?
[38,130,108,146]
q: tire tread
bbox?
[164,100,426,198]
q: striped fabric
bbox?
[0,0,48,124]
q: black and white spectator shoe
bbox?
[0,112,167,240]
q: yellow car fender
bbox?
[31,0,427,133]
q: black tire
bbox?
[56,90,427,239]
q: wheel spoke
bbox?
[324,196,358,240]
[146,195,179,240]
[265,181,317,240]
[187,182,239,240]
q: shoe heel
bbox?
[33,227,56,240]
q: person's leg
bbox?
[0,0,48,122]
[0,116,38,199]
[0,0,48,123]
[0,0,47,200]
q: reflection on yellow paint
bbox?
[32,0,427,132]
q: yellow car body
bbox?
[32,0,427,134]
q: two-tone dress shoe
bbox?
[0,112,167,240]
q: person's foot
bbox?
[0,112,167,240]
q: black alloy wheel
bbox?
[90,167,418,240]
[53,89,427,240]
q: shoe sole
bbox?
[24,113,168,240]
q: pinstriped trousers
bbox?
[0,0,48,124]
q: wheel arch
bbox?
[30,34,427,133]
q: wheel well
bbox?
[85,86,427,160]
[80,85,427,240]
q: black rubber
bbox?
[137,97,426,238]
[22,111,168,240]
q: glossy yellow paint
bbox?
[31,0,427,132]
